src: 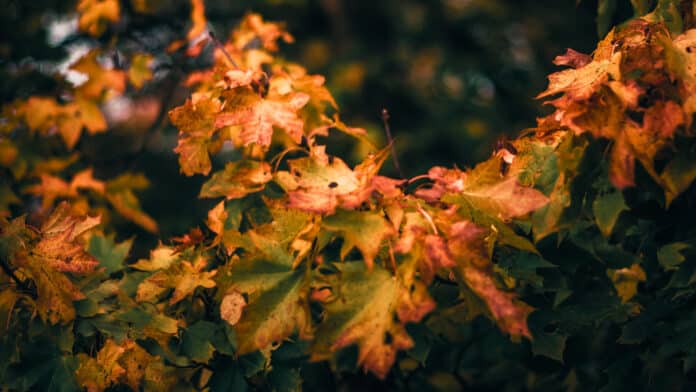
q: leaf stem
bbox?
[381,108,404,178]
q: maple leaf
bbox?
[311,263,431,379]
[447,221,533,338]
[322,209,395,270]
[218,255,311,354]
[199,160,272,199]
[136,254,216,305]
[437,158,549,221]
[275,148,391,214]
[128,53,154,89]
[76,339,127,392]
[71,50,126,100]
[24,174,76,210]
[34,201,101,274]
[215,88,309,147]
[77,0,120,37]
[170,94,221,176]
[105,173,158,233]
[232,13,294,52]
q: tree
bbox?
[1,0,696,390]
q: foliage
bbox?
[1,0,696,390]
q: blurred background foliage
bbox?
[0,0,630,243]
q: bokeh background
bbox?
[1,0,627,243]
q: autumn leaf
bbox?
[439,158,549,221]
[218,255,311,354]
[76,339,126,392]
[136,254,216,305]
[215,88,309,148]
[105,173,158,233]
[71,50,126,100]
[170,94,221,176]
[128,53,154,89]
[447,220,533,338]
[311,263,430,379]
[275,148,391,214]
[34,202,101,274]
[77,0,120,37]
[199,160,272,199]
[322,209,395,270]
[607,263,646,303]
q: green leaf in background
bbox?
[88,234,132,274]
[658,243,690,271]
[592,191,628,237]
[597,0,618,37]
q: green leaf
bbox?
[180,321,217,363]
[661,147,696,206]
[311,262,416,379]
[88,234,132,274]
[322,209,395,270]
[597,0,618,38]
[592,191,628,237]
[209,359,248,392]
[532,332,567,362]
[219,255,310,354]
[657,243,690,271]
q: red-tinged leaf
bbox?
[553,48,592,68]
[448,221,533,338]
[643,100,685,138]
[214,89,309,147]
[322,210,395,270]
[199,160,272,199]
[439,159,549,221]
[34,202,101,274]
[277,149,390,214]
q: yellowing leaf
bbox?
[607,264,646,303]
[170,94,220,176]
[311,263,431,379]
[128,53,154,89]
[136,255,216,304]
[218,255,310,354]
[77,0,120,37]
[71,50,126,99]
[34,202,101,274]
[215,88,309,147]
[76,339,126,392]
[199,161,272,199]
[322,210,395,270]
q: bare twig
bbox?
[381,108,404,178]
[209,31,239,69]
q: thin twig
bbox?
[381,108,405,178]
[209,31,239,69]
